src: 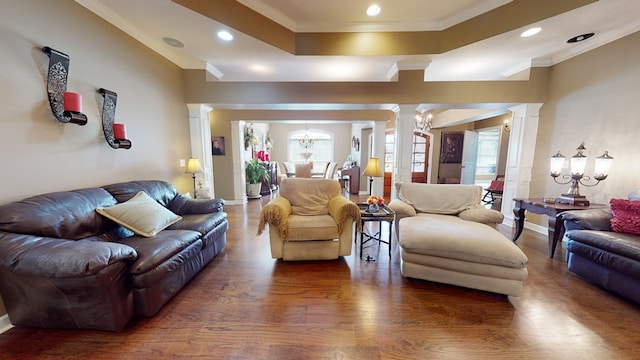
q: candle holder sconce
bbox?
[98,88,131,149]
[41,46,87,125]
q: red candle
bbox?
[113,123,127,139]
[63,92,82,112]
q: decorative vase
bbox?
[367,203,380,213]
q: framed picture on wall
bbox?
[441,132,463,163]
[212,136,225,156]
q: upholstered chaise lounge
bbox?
[389,182,528,296]
[258,178,360,260]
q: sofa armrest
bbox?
[0,231,137,278]
[459,207,504,226]
[388,199,416,217]
[560,209,613,231]
[168,194,225,215]
[257,196,292,236]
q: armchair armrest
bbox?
[328,196,361,233]
[560,208,613,231]
[0,232,137,278]
[257,196,292,236]
[168,194,225,215]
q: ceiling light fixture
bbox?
[217,30,234,41]
[567,32,595,43]
[366,4,381,17]
[520,27,542,38]
[162,37,184,48]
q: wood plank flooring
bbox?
[1,193,639,359]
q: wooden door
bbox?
[411,132,430,183]
[460,130,478,184]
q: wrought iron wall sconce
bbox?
[41,46,88,125]
[550,142,613,206]
[98,88,131,149]
[503,118,511,132]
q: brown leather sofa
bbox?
[0,180,228,331]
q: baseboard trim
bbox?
[0,314,13,334]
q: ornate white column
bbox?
[187,104,214,198]
[502,103,543,221]
[371,120,387,196]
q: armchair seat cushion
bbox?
[285,214,338,241]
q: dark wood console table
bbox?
[512,198,607,258]
[339,166,360,194]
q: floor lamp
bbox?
[362,157,383,196]
[185,157,204,198]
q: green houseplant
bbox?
[245,158,269,197]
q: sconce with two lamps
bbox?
[550,142,613,206]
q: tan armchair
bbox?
[258,178,360,260]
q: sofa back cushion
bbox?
[0,188,118,239]
[396,182,483,214]
[102,180,178,207]
[279,178,341,216]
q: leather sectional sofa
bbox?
[561,208,640,305]
[0,180,228,331]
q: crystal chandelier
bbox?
[298,132,314,150]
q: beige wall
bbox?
[0,1,193,315]
[528,31,640,226]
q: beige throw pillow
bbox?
[96,191,182,237]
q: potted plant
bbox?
[245,158,269,198]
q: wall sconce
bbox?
[41,46,87,125]
[503,118,511,132]
[98,88,131,149]
[414,111,433,132]
[185,158,204,198]
[362,157,383,196]
[550,142,613,205]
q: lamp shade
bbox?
[594,151,613,180]
[363,157,383,177]
[549,151,565,177]
[185,158,203,174]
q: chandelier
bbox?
[414,110,433,132]
[299,133,314,150]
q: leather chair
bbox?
[257,178,360,260]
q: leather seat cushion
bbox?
[115,230,201,274]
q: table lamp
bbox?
[185,157,204,198]
[362,157,383,196]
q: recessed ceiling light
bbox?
[217,30,234,41]
[567,32,595,43]
[162,37,184,48]
[520,27,542,38]
[366,4,381,17]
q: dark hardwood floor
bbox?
[1,193,639,359]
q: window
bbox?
[384,131,394,172]
[288,130,333,163]
[475,128,500,176]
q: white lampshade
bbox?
[185,158,203,174]
[363,157,383,178]
[594,151,613,180]
[549,151,565,177]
